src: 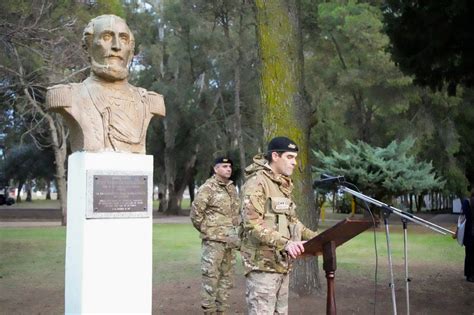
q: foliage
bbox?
[383,0,474,95]
[313,137,445,200]
[303,1,472,195]
[4,143,55,187]
[1,0,474,206]
[124,0,260,212]
[306,1,413,145]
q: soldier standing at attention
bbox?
[190,157,241,314]
[240,137,318,315]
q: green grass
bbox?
[0,226,66,292]
[0,223,463,290]
[154,223,243,282]
[153,224,202,282]
[333,229,463,279]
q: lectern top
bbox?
[303,218,375,256]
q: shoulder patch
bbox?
[46,84,72,110]
[145,90,165,116]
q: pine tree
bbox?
[314,137,445,201]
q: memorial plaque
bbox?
[86,171,152,219]
[93,175,147,213]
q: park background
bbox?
[1,0,474,314]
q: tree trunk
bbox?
[188,179,195,204]
[234,5,247,183]
[416,194,423,212]
[217,1,247,184]
[23,87,68,226]
[165,144,199,215]
[158,183,167,212]
[25,180,32,202]
[16,181,24,203]
[46,180,51,200]
[255,0,320,295]
[46,115,68,226]
[234,55,246,184]
[163,117,175,214]
[166,192,181,215]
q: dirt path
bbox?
[2,265,472,314]
[156,267,474,314]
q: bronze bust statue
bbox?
[46,15,165,154]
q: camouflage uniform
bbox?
[240,154,317,315]
[190,175,240,314]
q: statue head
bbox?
[82,15,135,81]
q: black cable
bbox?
[340,181,379,315]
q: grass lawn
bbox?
[0,222,466,314]
[0,223,463,286]
[334,228,462,279]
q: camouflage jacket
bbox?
[240,154,317,274]
[190,175,241,244]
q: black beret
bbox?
[214,157,233,166]
[267,136,299,153]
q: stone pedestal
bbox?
[65,152,153,314]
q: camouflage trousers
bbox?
[245,271,289,315]
[201,240,236,313]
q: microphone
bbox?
[313,174,345,189]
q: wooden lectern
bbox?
[303,218,375,315]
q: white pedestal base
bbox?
[65,152,153,314]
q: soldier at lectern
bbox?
[240,137,318,314]
[46,14,165,154]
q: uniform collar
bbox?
[212,174,233,187]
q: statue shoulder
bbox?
[46,83,79,110]
[140,88,165,116]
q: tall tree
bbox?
[301,1,470,197]
[204,0,252,183]
[314,137,445,203]
[455,88,474,186]
[254,0,319,295]
[4,143,55,202]
[307,1,413,144]
[128,0,260,213]
[383,0,474,95]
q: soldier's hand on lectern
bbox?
[285,240,306,259]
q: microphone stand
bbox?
[381,207,397,315]
[337,185,455,315]
[402,218,410,315]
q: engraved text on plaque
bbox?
[86,171,151,219]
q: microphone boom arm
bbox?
[339,185,455,236]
